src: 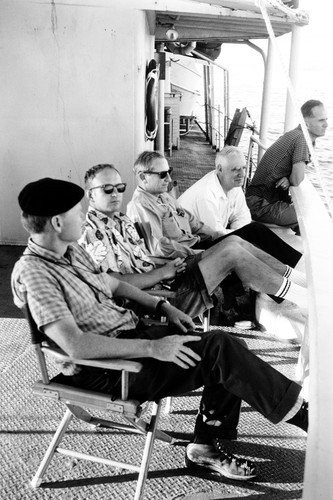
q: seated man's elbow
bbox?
[64,341,83,359]
[44,319,86,359]
[290,176,303,187]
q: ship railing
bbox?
[290,177,333,499]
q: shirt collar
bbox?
[25,237,75,263]
[136,186,170,206]
[87,206,121,230]
[297,123,315,146]
[213,170,228,199]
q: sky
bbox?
[218,0,333,141]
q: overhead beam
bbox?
[155,25,291,42]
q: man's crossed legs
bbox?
[69,325,307,481]
[198,234,307,311]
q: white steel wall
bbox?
[0,0,154,244]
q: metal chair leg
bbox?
[31,408,73,488]
[134,400,163,500]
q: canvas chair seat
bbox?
[22,302,173,500]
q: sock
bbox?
[286,400,308,432]
[275,277,308,309]
[282,394,303,422]
[284,265,307,287]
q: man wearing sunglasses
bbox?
[12,176,308,483]
[79,164,198,311]
[127,151,307,315]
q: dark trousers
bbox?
[225,222,301,267]
[204,221,301,268]
[68,325,301,443]
[208,221,302,305]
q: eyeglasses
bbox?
[141,168,173,179]
[89,183,127,194]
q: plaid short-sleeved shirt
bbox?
[246,126,311,203]
[11,238,138,336]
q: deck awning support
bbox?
[284,23,302,132]
[258,38,275,162]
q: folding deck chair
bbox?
[22,302,173,500]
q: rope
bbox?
[256,0,333,219]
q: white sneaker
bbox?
[185,440,257,481]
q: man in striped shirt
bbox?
[246,99,328,233]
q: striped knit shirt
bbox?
[246,126,311,203]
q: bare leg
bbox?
[198,237,304,302]
[208,235,287,275]
[229,236,287,275]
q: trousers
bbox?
[68,325,301,442]
[246,196,299,233]
[218,221,301,268]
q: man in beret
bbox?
[12,177,308,482]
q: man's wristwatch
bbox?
[155,299,169,316]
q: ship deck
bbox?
[0,127,306,499]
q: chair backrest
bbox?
[21,299,54,383]
[133,220,155,256]
[21,302,47,345]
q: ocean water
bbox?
[217,29,333,215]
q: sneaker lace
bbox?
[215,438,256,473]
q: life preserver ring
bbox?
[145,59,159,141]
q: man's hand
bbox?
[151,334,202,369]
[162,303,196,332]
[161,257,186,280]
[275,177,290,190]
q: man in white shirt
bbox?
[178,146,251,234]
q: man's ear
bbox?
[139,172,146,182]
[50,215,62,233]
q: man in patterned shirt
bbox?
[81,163,304,321]
[79,163,214,318]
[12,177,308,482]
[246,100,328,232]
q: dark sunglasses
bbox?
[89,183,127,194]
[142,168,173,179]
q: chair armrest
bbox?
[41,346,142,373]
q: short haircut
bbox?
[21,213,51,234]
[301,100,323,118]
[215,146,245,168]
[84,164,120,189]
[133,151,165,175]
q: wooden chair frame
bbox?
[22,303,173,500]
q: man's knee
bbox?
[216,235,244,254]
[201,329,248,352]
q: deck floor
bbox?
[0,127,306,499]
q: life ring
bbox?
[145,59,159,141]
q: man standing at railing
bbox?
[245,99,328,234]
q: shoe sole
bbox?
[185,454,257,481]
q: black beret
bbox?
[18,177,85,216]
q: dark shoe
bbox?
[185,439,257,481]
[287,400,308,432]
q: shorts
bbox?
[170,253,214,318]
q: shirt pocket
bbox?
[161,215,184,238]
